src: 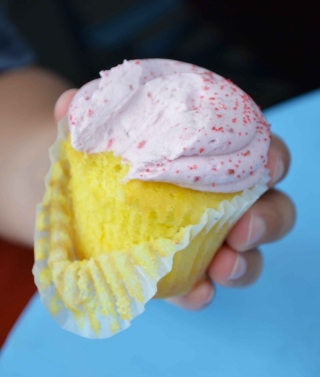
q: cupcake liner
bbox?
[33,118,269,339]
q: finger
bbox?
[208,245,262,287]
[166,278,214,311]
[266,134,291,187]
[226,189,296,252]
[54,89,78,122]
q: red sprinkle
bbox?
[137,140,147,149]
[199,148,204,153]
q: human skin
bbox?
[0,66,295,310]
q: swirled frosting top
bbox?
[68,59,271,192]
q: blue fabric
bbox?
[0,6,35,73]
[82,0,184,49]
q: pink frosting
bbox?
[68,59,271,192]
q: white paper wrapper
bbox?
[33,118,269,339]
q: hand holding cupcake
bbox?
[34,59,295,338]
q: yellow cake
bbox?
[33,59,270,338]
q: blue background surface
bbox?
[1,91,320,376]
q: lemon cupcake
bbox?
[33,59,270,338]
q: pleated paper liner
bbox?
[33,118,269,339]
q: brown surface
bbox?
[0,238,36,348]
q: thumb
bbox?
[54,89,78,122]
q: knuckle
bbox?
[268,135,291,185]
[271,134,290,160]
[261,189,296,240]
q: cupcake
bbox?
[33,59,270,338]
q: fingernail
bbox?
[228,255,247,280]
[273,158,284,184]
[245,215,265,248]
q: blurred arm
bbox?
[0,66,71,245]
